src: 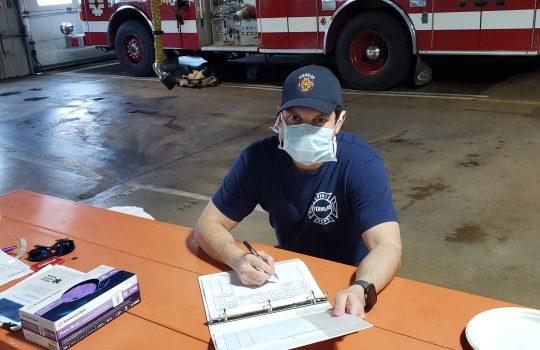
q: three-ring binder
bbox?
[199,258,372,350]
[208,290,329,325]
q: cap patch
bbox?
[298,73,315,92]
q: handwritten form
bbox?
[199,259,372,350]
[202,259,321,320]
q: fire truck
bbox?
[77,0,539,90]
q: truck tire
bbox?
[115,21,154,76]
[335,11,411,90]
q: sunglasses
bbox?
[27,238,76,262]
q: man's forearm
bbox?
[354,241,402,293]
[333,240,401,318]
[194,219,243,269]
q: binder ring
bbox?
[309,290,316,304]
[219,308,227,322]
[263,299,273,313]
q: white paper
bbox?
[0,264,83,327]
[215,315,323,350]
[0,250,32,286]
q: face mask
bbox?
[274,112,344,166]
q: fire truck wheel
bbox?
[115,21,155,77]
[335,11,411,90]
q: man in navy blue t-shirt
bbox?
[194,65,402,318]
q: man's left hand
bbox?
[332,285,366,318]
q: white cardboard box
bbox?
[19,265,140,350]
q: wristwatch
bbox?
[350,280,377,312]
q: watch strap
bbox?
[350,279,370,290]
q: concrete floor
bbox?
[1,55,540,310]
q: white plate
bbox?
[466,307,540,350]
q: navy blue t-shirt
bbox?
[212,131,398,265]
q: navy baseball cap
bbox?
[278,65,342,114]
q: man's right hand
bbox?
[194,202,277,286]
[233,250,276,286]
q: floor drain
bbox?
[24,97,49,101]
[0,91,21,97]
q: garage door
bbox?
[0,0,32,79]
[21,0,112,68]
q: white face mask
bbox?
[273,112,344,166]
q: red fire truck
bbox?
[78,0,539,90]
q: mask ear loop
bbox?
[335,111,345,129]
[272,112,286,149]
[332,111,346,156]
[270,113,281,133]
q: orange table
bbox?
[0,190,518,349]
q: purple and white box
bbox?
[19,265,141,350]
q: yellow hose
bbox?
[151,0,165,65]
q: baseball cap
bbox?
[278,65,342,114]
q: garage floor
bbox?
[1,55,540,309]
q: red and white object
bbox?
[30,256,65,272]
[77,0,540,90]
[64,34,85,48]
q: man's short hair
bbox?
[334,105,344,117]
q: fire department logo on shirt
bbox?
[90,0,105,16]
[308,192,338,225]
[298,73,315,92]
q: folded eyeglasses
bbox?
[27,238,75,262]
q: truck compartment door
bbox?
[480,0,536,51]
[288,0,318,49]
[432,0,481,50]
[257,0,288,48]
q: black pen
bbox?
[242,240,279,280]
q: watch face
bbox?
[366,284,376,299]
[365,284,377,311]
